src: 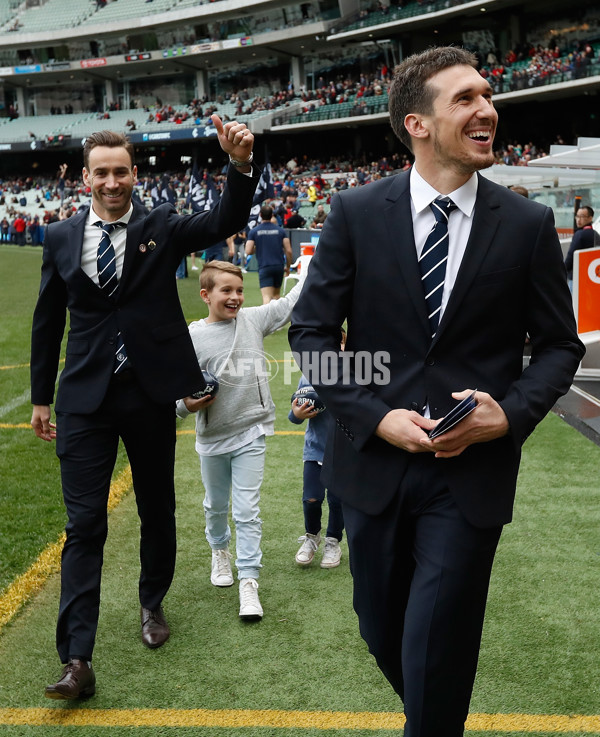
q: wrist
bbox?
[229,151,254,168]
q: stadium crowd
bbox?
[479,39,597,93]
[0,130,566,247]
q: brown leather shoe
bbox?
[141,606,170,648]
[45,659,96,700]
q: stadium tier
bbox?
[0,0,594,175]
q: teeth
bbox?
[467,131,489,140]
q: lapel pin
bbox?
[139,243,147,253]
[148,239,157,251]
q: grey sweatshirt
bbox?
[176,280,302,444]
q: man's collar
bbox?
[87,203,133,225]
[410,166,478,218]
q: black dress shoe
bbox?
[45,659,96,700]
[141,606,170,648]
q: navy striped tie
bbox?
[419,197,457,338]
[96,221,122,298]
[95,221,129,373]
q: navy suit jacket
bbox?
[31,164,260,414]
[289,170,585,528]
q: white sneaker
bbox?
[239,578,263,620]
[320,537,342,568]
[191,265,199,271]
[210,548,234,587]
[295,532,321,566]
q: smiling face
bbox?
[408,64,498,190]
[201,271,245,323]
[82,145,137,222]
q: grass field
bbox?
[1,244,600,736]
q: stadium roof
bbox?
[528,138,600,170]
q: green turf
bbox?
[1,249,600,735]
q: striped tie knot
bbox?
[419,197,457,338]
[430,196,457,223]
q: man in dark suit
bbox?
[289,47,584,736]
[564,205,599,284]
[31,115,259,699]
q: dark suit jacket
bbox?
[564,225,599,278]
[31,164,260,414]
[289,170,585,528]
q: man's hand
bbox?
[183,394,216,413]
[421,389,510,459]
[211,114,254,164]
[375,409,437,453]
[31,404,56,442]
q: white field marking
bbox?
[0,389,30,419]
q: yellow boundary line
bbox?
[0,359,64,371]
[1,425,305,435]
[0,466,132,634]
[0,707,599,732]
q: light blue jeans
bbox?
[199,436,264,580]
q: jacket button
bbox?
[426,357,435,366]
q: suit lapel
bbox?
[383,170,431,337]
[119,202,146,296]
[67,207,89,275]
[433,174,501,344]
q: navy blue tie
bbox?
[95,221,128,373]
[96,221,122,298]
[418,197,457,338]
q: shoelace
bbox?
[214,550,232,576]
[297,535,319,552]
[240,579,259,604]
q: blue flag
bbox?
[188,163,219,212]
[248,161,274,230]
[151,174,176,208]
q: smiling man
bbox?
[289,47,584,736]
[30,117,259,699]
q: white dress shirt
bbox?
[81,204,133,285]
[410,166,478,322]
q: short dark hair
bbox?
[388,46,478,150]
[260,205,273,220]
[578,205,594,218]
[83,130,135,170]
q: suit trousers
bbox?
[55,370,177,663]
[342,453,502,737]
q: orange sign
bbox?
[573,246,600,333]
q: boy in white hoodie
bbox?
[177,260,303,619]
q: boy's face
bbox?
[201,272,244,323]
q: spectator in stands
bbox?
[285,209,306,229]
[310,203,327,229]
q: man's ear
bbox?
[404,113,430,141]
[200,288,210,304]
